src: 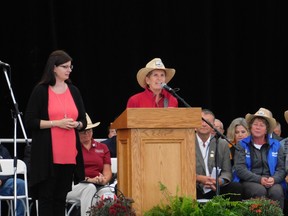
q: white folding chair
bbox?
[111,158,117,173]
[65,158,118,216]
[65,180,80,216]
[65,199,80,216]
[0,159,30,216]
[29,197,39,216]
[110,158,118,191]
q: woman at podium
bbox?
[127,58,178,108]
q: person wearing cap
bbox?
[127,58,178,108]
[233,108,286,209]
[66,113,112,216]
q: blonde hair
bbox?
[226,117,249,143]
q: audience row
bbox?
[2,52,288,216]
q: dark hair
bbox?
[248,117,270,135]
[38,50,72,86]
[202,108,215,119]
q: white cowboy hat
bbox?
[85,113,100,130]
[136,58,175,88]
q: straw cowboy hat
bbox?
[284,110,288,124]
[85,113,100,130]
[245,107,276,134]
[136,58,175,88]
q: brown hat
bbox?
[245,108,276,133]
[284,110,288,124]
[136,58,175,88]
[85,113,100,130]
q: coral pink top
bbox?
[48,87,78,164]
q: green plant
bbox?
[239,197,284,216]
[199,195,245,216]
[143,182,202,216]
[144,182,284,216]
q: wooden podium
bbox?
[111,108,202,215]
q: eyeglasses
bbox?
[58,65,73,70]
[79,129,92,135]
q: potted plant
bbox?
[143,182,284,216]
[87,195,136,216]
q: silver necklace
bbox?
[54,90,67,118]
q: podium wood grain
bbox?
[111,108,201,215]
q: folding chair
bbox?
[66,158,118,216]
[111,158,117,174]
[0,159,30,216]
[65,199,80,216]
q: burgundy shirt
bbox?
[81,139,111,178]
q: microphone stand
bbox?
[2,65,30,215]
[168,88,233,196]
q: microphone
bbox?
[161,82,174,92]
[0,60,10,67]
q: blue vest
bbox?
[233,135,286,192]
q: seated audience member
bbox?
[102,125,117,158]
[271,120,283,141]
[196,109,242,201]
[66,113,112,216]
[102,136,116,158]
[226,117,250,165]
[234,108,286,209]
[280,111,288,188]
[0,144,26,216]
[211,118,225,137]
[108,127,117,139]
[274,121,282,137]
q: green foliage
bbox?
[144,182,202,216]
[200,195,245,216]
[238,197,284,216]
[144,182,284,216]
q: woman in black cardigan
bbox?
[25,50,87,216]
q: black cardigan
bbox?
[24,84,87,198]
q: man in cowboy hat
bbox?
[233,107,286,209]
[66,113,113,216]
[127,58,178,108]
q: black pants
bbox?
[37,164,75,216]
[197,182,243,201]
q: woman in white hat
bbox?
[127,58,178,108]
[233,108,286,209]
[66,113,113,216]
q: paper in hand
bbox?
[211,167,221,179]
[203,167,222,194]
